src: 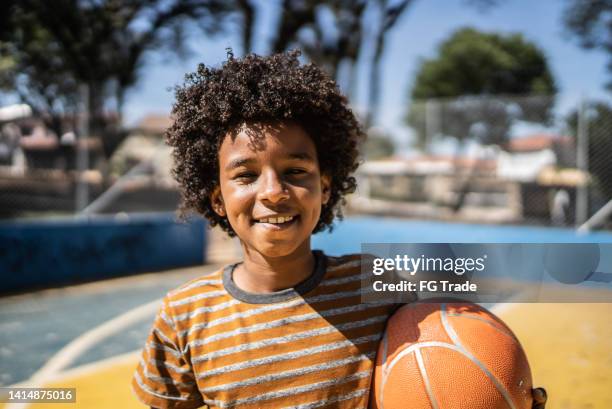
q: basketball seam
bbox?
[380,332,388,409]
[415,347,440,409]
[385,341,458,374]
[441,303,518,409]
[446,313,517,341]
[386,343,519,409]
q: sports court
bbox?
[3,2,612,407]
[1,217,611,409]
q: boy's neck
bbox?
[233,242,316,293]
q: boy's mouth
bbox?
[253,215,299,229]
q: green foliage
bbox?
[411,28,556,99]
[0,45,17,93]
[407,27,556,146]
[563,0,612,90]
[0,8,80,118]
[0,0,230,148]
[566,101,612,201]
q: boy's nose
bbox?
[258,170,290,203]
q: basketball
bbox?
[371,301,533,409]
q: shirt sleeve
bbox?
[132,297,205,409]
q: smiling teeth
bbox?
[259,216,294,224]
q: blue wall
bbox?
[0,213,206,294]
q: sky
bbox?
[122,0,611,150]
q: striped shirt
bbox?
[132,250,398,409]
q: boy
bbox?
[132,51,546,409]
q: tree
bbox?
[268,0,369,101]
[238,1,496,127]
[1,0,504,150]
[1,0,399,141]
[366,0,413,127]
[563,0,612,90]
[566,101,612,202]
[0,0,231,155]
[406,27,557,147]
[230,0,414,127]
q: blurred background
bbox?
[0,0,611,229]
[1,1,612,408]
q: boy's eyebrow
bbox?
[226,158,256,171]
[225,152,314,171]
[287,152,315,161]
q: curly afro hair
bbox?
[166,50,364,237]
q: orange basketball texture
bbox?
[371,302,533,409]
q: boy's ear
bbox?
[321,174,331,205]
[210,185,226,217]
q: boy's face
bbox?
[211,122,331,258]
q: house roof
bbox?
[506,134,573,152]
[359,155,496,175]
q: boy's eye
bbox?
[286,168,306,175]
[235,172,257,181]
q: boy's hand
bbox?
[532,387,547,409]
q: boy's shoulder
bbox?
[164,267,226,307]
[325,251,375,267]
[323,251,372,280]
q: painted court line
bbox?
[42,350,141,383]
[5,299,162,409]
[30,298,161,384]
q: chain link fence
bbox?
[352,94,612,230]
[581,101,612,230]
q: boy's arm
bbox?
[132,297,204,409]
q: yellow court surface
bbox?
[5,354,147,409]
[500,303,612,409]
[2,303,610,409]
